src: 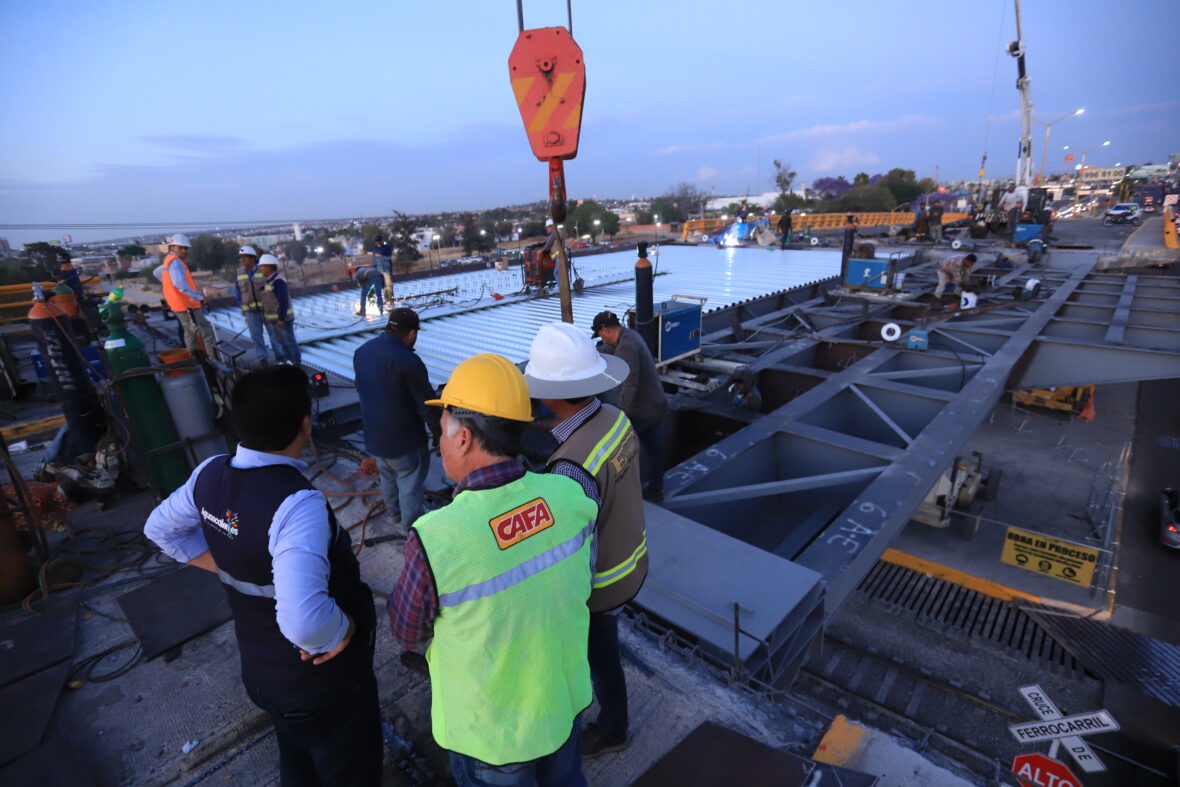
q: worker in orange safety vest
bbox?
[158,233,218,358]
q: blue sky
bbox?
[1,0,1175,244]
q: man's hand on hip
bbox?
[300,614,355,665]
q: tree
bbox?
[390,211,422,268]
[460,214,480,255]
[853,172,870,187]
[520,219,547,239]
[282,240,308,265]
[0,259,37,286]
[651,182,707,223]
[494,220,514,240]
[831,184,896,213]
[317,240,344,261]
[811,177,853,200]
[117,243,146,260]
[634,209,654,225]
[598,211,620,239]
[879,168,923,205]
[361,223,382,252]
[24,242,70,278]
[188,235,236,272]
[772,160,797,202]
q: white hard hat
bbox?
[524,322,629,399]
[168,233,191,247]
[545,218,555,227]
[239,245,258,257]
[258,253,280,268]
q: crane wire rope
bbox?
[979,0,1008,176]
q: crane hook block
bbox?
[508,27,586,162]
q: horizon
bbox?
[2,0,1176,246]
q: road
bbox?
[1112,377,1180,643]
[1050,215,1139,253]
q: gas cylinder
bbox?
[99,295,190,496]
[28,285,105,458]
[158,349,227,464]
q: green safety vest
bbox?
[237,269,264,313]
[414,471,597,765]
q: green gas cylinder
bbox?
[100,293,190,496]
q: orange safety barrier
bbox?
[680,213,968,239]
[1165,207,1179,250]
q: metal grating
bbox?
[1023,607,1180,708]
[208,246,840,384]
[856,561,1080,669]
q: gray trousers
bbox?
[177,308,217,356]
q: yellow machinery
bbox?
[1012,385,1095,414]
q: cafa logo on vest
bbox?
[201,507,240,538]
[489,497,555,550]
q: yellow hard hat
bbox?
[426,353,532,422]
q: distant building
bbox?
[0,237,11,257]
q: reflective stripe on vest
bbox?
[217,568,276,598]
[414,472,594,765]
[237,271,263,312]
[261,278,295,322]
[581,411,645,589]
[439,522,593,607]
[593,535,648,589]
[584,411,631,475]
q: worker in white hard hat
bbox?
[257,254,301,366]
[159,233,218,358]
[524,322,647,759]
[235,246,269,366]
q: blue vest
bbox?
[193,457,372,690]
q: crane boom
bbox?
[1008,0,1034,188]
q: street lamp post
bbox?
[1067,140,1111,214]
[432,234,441,268]
[1037,108,1084,182]
[593,218,601,243]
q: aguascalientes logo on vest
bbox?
[201,507,240,538]
[489,497,554,549]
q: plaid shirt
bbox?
[387,459,526,651]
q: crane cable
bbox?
[979,0,1008,177]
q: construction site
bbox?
[3,3,1180,787]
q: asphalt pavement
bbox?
[1050,215,1139,252]
[1110,377,1180,644]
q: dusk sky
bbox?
[1,0,1175,244]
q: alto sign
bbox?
[1012,753,1080,787]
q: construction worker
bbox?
[144,366,382,786]
[999,184,1026,240]
[257,254,301,367]
[354,257,384,317]
[592,311,669,502]
[524,322,649,759]
[372,235,394,300]
[778,209,792,249]
[160,234,217,358]
[928,201,945,244]
[234,245,269,366]
[353,307,440,531]
[388,353,597,786]
[934,253,977,299]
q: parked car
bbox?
[1161,488,1180,549]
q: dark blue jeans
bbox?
[448,717,585,787]
[588,611,628,742]
[631,416,666,494]
[244,669,383,787]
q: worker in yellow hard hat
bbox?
[387,353,598,785]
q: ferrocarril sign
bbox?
[1009,711,1120,744]
[1000,526,1099,587]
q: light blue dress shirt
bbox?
[144,445,351,654]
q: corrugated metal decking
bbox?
[208,245,840,383]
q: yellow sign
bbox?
[1001,527,1099,587]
